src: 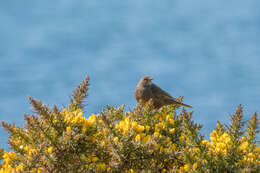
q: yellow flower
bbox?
[157,122,164,129]
[122,126,129,135]
[192,162,198,170]
[192,147,200,153]
[155,123,164,132]
[143,135,151,143]
[216,142,225,150]
[221,132,228,138]
[66,126,71,133]
[153,143,160,150]
[92,156,98,163]
[72,115,83,124]
[154,113,160,120]
[225,136,231,144]
[136,125,145,133]
[171,143,177,151]
[148,149,153,154]
[115,123,120,130]
[201,159,207,164]
[153,132,160,138]
[135,134,141,142]
[179,135,185,143]
[145,125,150,132]
[131,121,137,129]
[219,133,231,144]
[160,146,164,152]
[3,151,18,164]
[113,137,119,143]
[155,125,160,132]
[239,141,248,151]
[179,167,184,173]
[47,146,53,154]
[96,163,106,171]
[64,109,74,123]
[210,130,217,142]
[169,119,175,125]
[38,168,44,173]
[210,136,216,142]
[183,164,191,171]
[202,140,209,146]
[140,133,146,138]
[214,147,220,153]
[169,128,175,134]
[128,169,135,173]
[101,141,106,146]
[16,163,24,171]
[82,127,87,134]
[76,109,83,117]
[247,153,255,160]
[256,147,260,153]
[40,133,45,138]
[98,120,104,124]
[89,114,96,125]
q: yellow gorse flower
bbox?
[183,164,191,171]
[66,126,71,133]
[3,151,18,164]
[192,162,198,170]
[47,146,53,154]
[145,125,150,132]
[89,114,96,125]
[179,135,185,143]
[169,128,175,134]
[92,156,98,163]
[209,130,217,142]
[239,141,249,152]
[113,137,119,143]
[143,135,151,143]
[96,163,106,171]
[153,132,160,138]
[135,125,145,133]
[16,163,24,172]
[202,140,209,146]
[135,134,141,142]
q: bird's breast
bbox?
[137,87,152,101]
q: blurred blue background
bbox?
[1,0,260,149]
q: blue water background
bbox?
[1,0,260,149]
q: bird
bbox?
[134,76,192,109]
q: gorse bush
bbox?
[0,76,259,173]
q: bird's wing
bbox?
[134,86,141,101]
[150,83,174,99]
[150,83,192,108]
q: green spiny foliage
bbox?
[0,76,259,173]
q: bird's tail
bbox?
[169,99,192,108]
[177,102,192,108]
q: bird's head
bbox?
[139,76,153,87]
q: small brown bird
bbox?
[134,76,192,109]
